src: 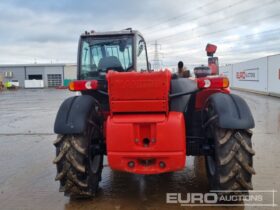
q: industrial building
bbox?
[0,63,77,88]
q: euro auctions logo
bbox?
[236,68,259,81]
[236,71,247,80]
[166,190,277,207]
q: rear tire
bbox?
[205,104,255,194]
[53,105,103,198]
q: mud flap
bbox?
[208,93,255,129]
[54,95,95,134]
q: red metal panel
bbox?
[110,100,168,113]
[195,88,230,110]
[107,70,171,113]
[106,112,186,174]
[108,152,185,174]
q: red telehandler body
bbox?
[53,29,255,198]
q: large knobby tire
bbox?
[205,104,256,194]
[53,105,103,198]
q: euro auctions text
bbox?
[166,190,278,207]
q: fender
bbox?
[208,93,255,129]
[54,95,95,134]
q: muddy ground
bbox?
[0,89,279,210]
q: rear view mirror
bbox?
[137,40,144,56]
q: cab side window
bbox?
[137,35,148,71]
[81,41,91,72]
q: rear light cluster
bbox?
[68,77,229,91]
[69,80,98,91]
[197,77,229,89]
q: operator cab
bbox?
[78,29,150,80]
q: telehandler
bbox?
[53,29,255,198]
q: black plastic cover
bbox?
[209,93,255,129]
[54,95,95,134]
[170,78,197,112]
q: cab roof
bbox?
[81,29,143,37]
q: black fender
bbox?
[54,95,96,134]
[208,93,255,129]
[170,78,197,112]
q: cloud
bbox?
[0,0,280,65]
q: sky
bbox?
[0,0,280,67]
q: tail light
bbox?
[69,80,98,91]
[197,77,229,89]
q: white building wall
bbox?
[64,64,77,80]
[220,54,280,96]
[267,54,280,96]
[231,57,268,93]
